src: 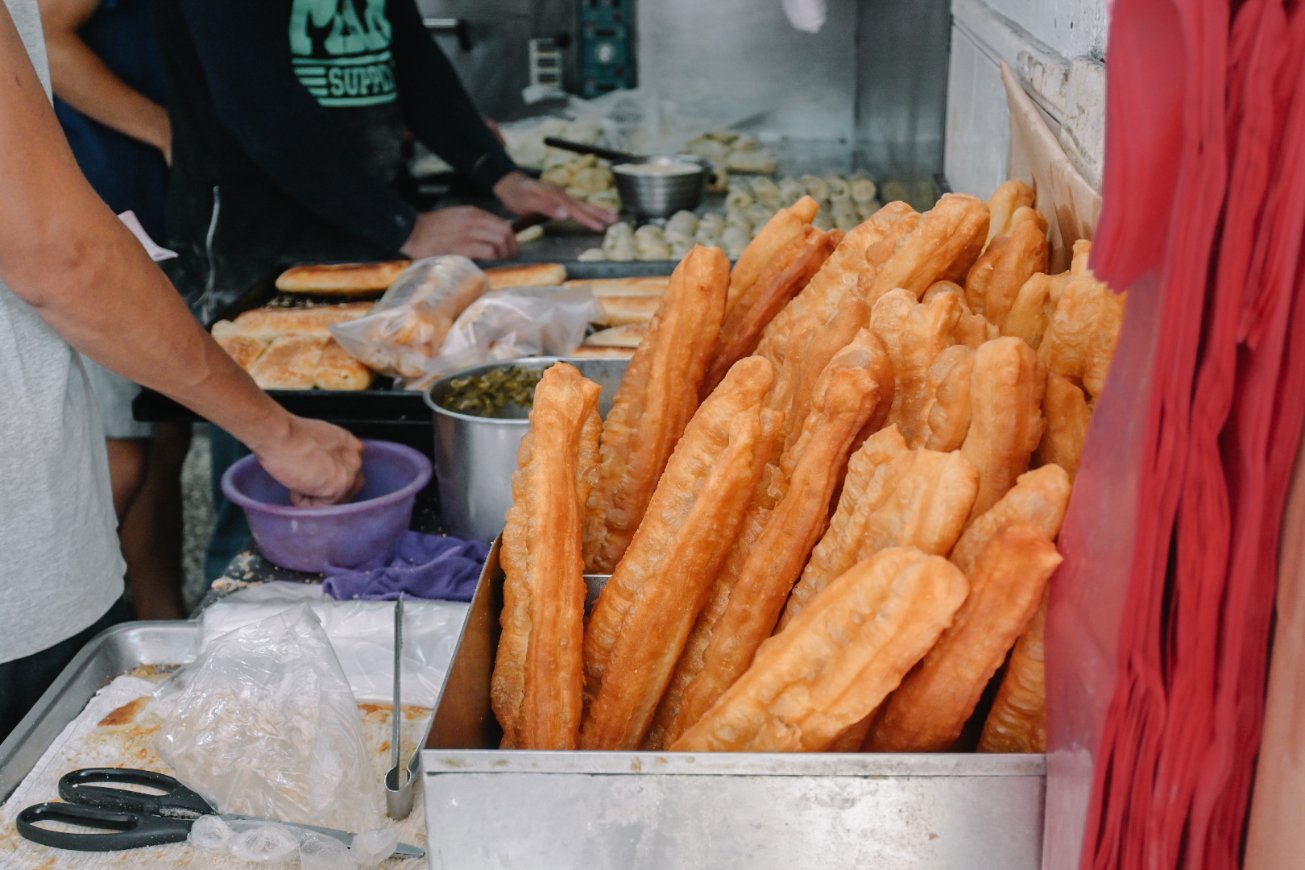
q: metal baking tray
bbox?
[421,540,1046,869]
[0,621,198,805]
[133,260,672,424]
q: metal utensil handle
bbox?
[542,136,645,164]
[392,594,404,773]
[59,768,214,817]
[17,802,194,852]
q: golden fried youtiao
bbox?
[580,357,776,751]
[671,547,968,753]
[864,524,1061,752]
[950,464,1071,575]
[979,592,1049,753]
[1035,374,1092,479]
[584,245,729,572]
[961,337,1045,518]
[871,288,964,448]
[858,193,990,306]
[492,363,602,750]
[649,332,894,749]
[985,179,1036,247]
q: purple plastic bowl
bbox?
[221,439,432,573]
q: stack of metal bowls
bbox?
[612,155,709,217]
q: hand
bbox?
[493,171,618,232]
[399,206,518,261]
[253,415,366,507]
[482,114,505,146]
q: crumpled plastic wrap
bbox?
[330,256,489,383]
[405,284,600,390]
[198,580,466,708]
[154,605,381,834]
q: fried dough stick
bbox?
[648,333,894,749]
[985,179,1036,247]
[923,281,992,348]
[964,216,1049,329]
[754,201,917,449]
[702,225,841,397]
[961,337,1045,518]
[1003,239,1094,350]
[779,432,979,631]
[580,357,777,751]
[491,363,602,749]
[671,548,969,753]
[950,464,1072,574]
[726,195,820,316]
[865,524,1061,752]
[1040,262,1126,401]
[584,245,730,572]
[1036,374,1092,479]
[871,288,964,447]
[979,592,1049,753]
[857,193,990,307]
[921,345,976,452]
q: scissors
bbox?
[17,768,425,859]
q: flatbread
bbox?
[485,262,567,290]
[562,276,670,297]
[584,323,649,349]
[275,261,410,295]
[595,295,661,326]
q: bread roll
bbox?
[484,262,567,290]
[274,261,409,295]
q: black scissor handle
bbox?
[17,801,193,852]
[58,768,213,817]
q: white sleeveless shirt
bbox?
[0,0,124,662]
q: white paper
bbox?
[116,209,178,262]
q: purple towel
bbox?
[322,532,488,602]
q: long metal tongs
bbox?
[384,594,415,819]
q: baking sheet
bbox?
[0,675,428,869]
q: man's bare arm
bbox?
[0,7,361,504]
[39,0,171,160]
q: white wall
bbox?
[945,0,1108,198]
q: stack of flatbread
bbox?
[211,304,376,391]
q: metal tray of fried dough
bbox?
[0,621,198,806]
[421,540,1045,870]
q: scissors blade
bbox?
[218,815,426,859]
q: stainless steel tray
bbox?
[0,621,198,804]
[421,541,1046,869]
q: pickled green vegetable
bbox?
[441,366,545,417]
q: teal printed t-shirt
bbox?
[290,0,398,107]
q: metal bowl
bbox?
[424,357,629,542]
[612,156,708,217]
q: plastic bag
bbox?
[404,284,600,390]
[330,256,489,382]
[199,580,467,707]
[154,605,381,834]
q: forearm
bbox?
[10,214,294,453]
[46,34,169,154]
[0,13,291,453]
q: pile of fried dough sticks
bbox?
[490,182,1124,755]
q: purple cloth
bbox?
[322,532,488,602]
